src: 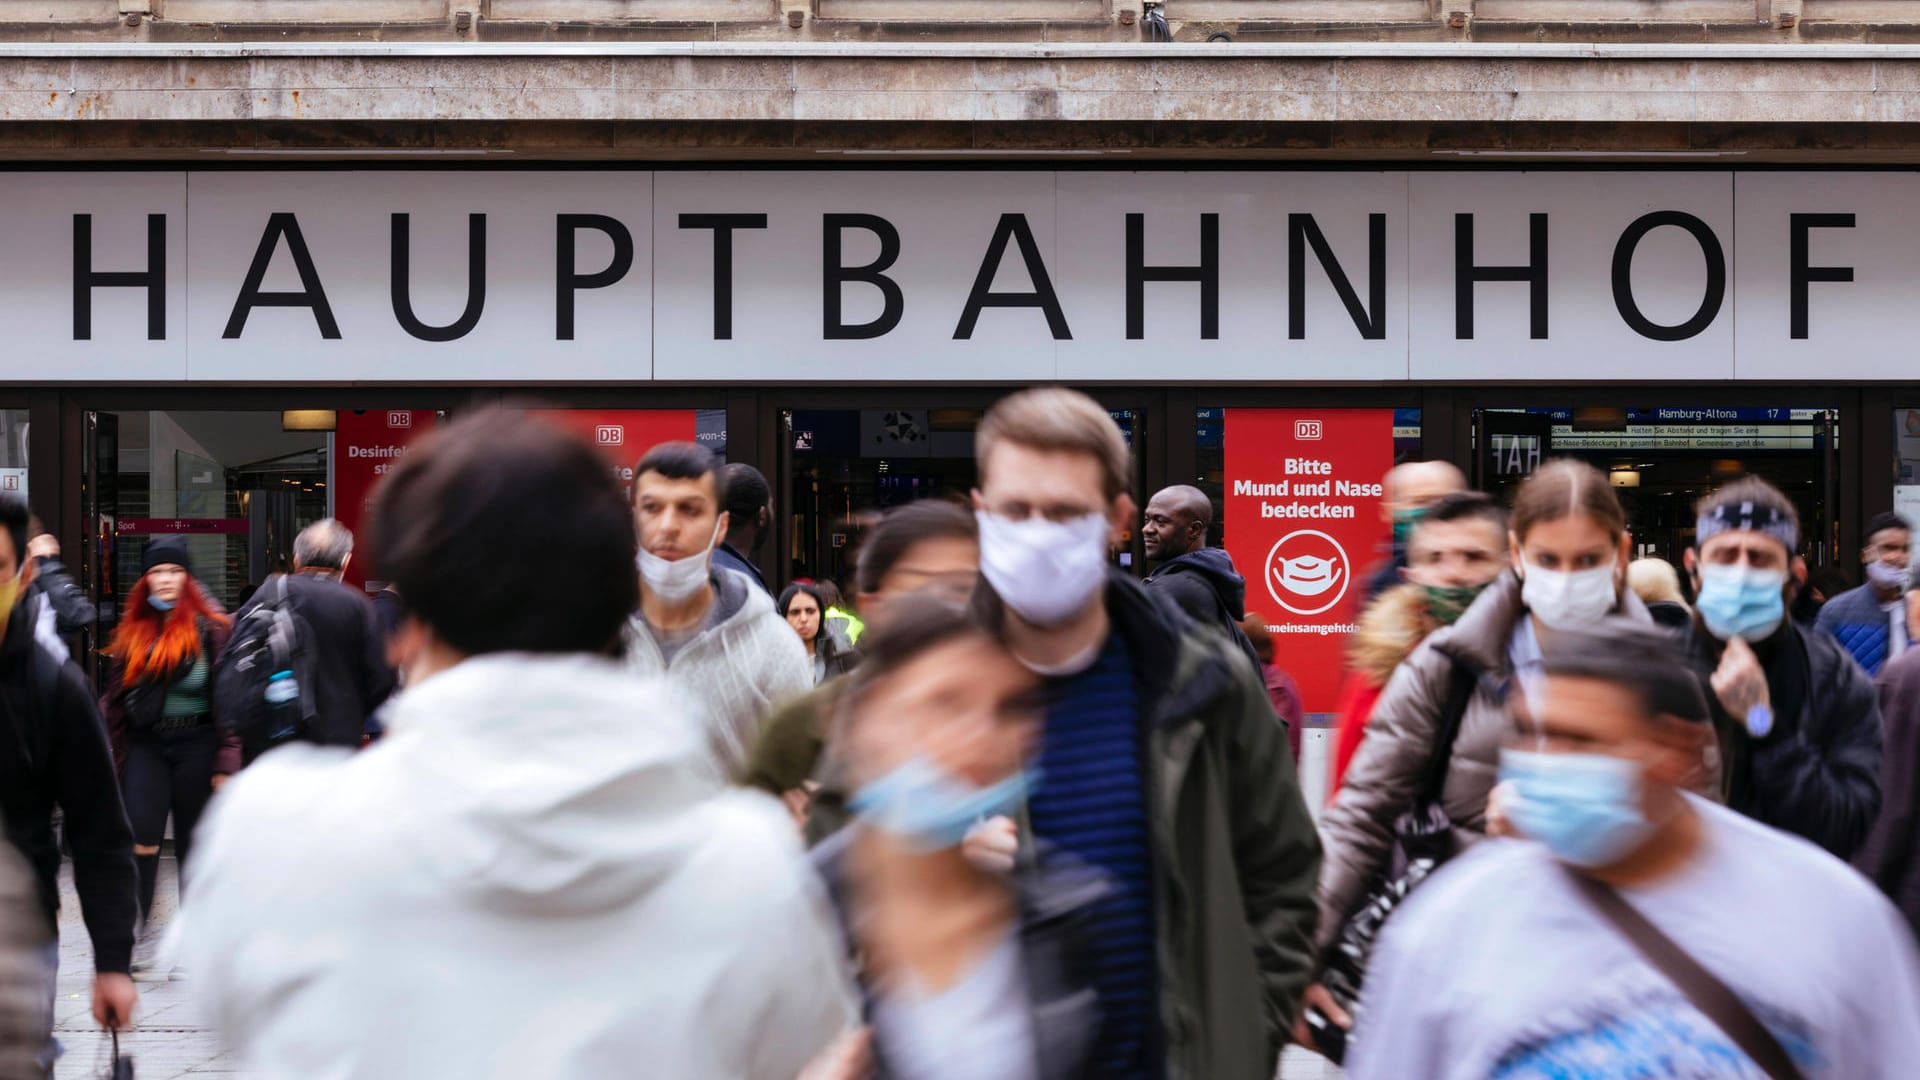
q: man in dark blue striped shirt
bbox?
[971,388,1324,1080]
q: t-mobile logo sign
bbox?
[595,425,625,446]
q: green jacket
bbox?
[985,572,1323,1080]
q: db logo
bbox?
[1264,529,1350,616]
[386,411,412,429]
[1295,419,1324,441]
[594,425,625,447]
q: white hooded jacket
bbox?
[181,653,856,1080]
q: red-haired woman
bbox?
[101,536,236,974]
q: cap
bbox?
[141,535,193,577]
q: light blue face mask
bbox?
[146,595,175,613]
[1694,562,1787,641]
[849,755,1038,853]
[1499,747,1653,869]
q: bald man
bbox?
[1362,459,1468,606]
[1143,485,1260,667]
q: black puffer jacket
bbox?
[0,601,137,974]
[1686,615,1884,860]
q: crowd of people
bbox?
[1,386,1919,1077]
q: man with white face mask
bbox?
[625,442,811,779]
[970,387,1321,1080]
[1683,476,1883,859]
[1351,619,1920,1080]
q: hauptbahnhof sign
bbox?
[7,170,1909,382]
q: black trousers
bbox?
[121,724,217,890]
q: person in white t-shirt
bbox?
[1351,619,1920,1080]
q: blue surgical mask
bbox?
[1499,748,1653,868]
[849,755,1038,852]
[1694,562,1787,642]
[147,595,175,613]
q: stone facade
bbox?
[8,0,1920,45]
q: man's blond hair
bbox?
[977,387,1131,500]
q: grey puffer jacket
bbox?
[1314,570,1653,953]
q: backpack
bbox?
[212,575,318,765]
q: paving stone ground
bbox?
[51,856,1343,1080]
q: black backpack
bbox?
[212,575,318,765]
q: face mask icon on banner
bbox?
[1273,553,1343,597]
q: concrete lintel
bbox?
[6,44,1920,127]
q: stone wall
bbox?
[8,0,1920,44]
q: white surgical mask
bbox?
[1867,559,1909,593]
[977,510,1111,628]
[1521,562,1618,629]
[638,521,722,604]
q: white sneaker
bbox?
[130,923,171,982]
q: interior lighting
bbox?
[282,410,337,432]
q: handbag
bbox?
[1566,870,1808,1080]
[1320,654,1480,1019]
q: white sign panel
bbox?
[0,173,187,380]
[653,171,1055,382]
[1733,173,1920,382]
[1409,172,1734,382]
[1054,171,1410,381]
[2,169,1917,382]
[186,172,651,382]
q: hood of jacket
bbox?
[1348,583,1441,687]
[1148,547,1249,620]
[377,653,723,917]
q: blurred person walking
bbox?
[0,842,51,1079]
[1856,570,1920,938]
[0,496,139,1054]
[100,535,235,977]
[1329,491,1509,797]
[1816,511,1912,675]
[1240,613,1305,762]
[1305,462,1651,1049]
[1350,620,1920,1079]
[182,414,855,1080]
[747,500,979,841]
[806,595,1105,1080]
[1141,484,1258,666]
[715,462,776,596]
[781,581,859,686]
[23,517,95,662]
[972,387,1320,1080]
[1360,459,1468,607]
[1683,477,1882,859]
[1628,556,1693,630]
[218,519,394,764]
[625,442,811,779]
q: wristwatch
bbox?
[1746,703,1774,739]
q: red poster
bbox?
[334,409,440,591]
[1224,409,1395,714]
[526,410,698,500]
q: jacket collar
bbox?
[977,569,1234,729]
[1426,568,1653,677]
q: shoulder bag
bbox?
[1566,870,1807,1080]
[1320,653,1480,1019]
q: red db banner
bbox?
[1224,409,1395,713]
[526,410,698,500]
[335,409,440,591]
